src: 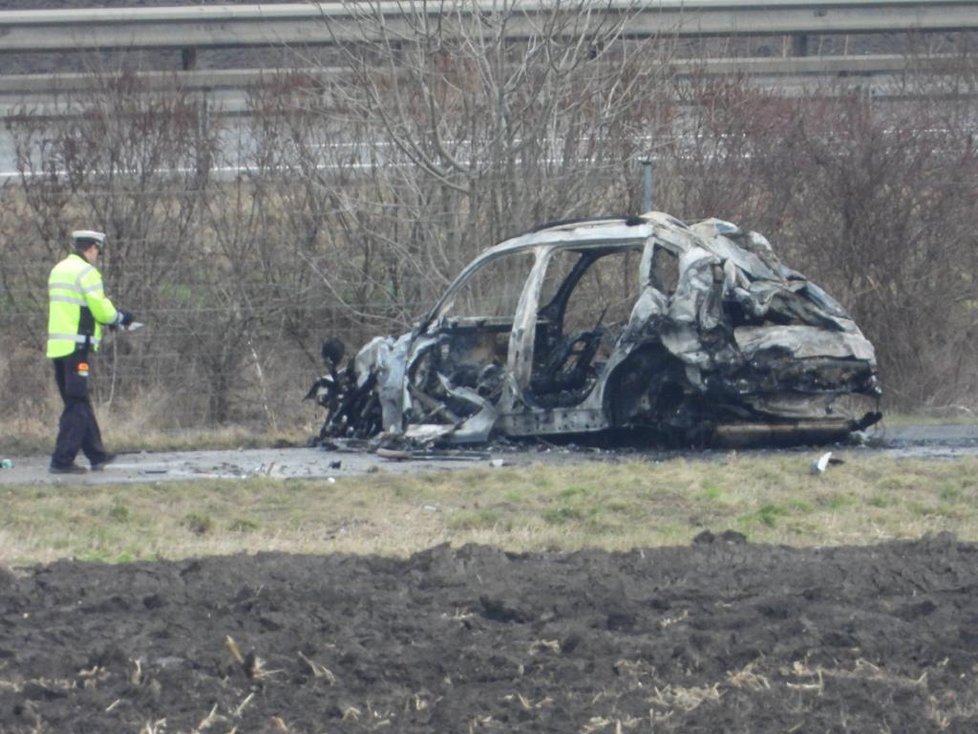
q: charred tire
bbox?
[605,347,687,428]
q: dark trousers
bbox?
[51,351,109,468]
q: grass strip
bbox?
[1,452,976,567]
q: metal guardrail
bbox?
[0,2,973,115]
[1,54,966,120]
[0,54,959,95]
[0,1,976,62]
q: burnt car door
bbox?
[495,226,659,437]
[396,246,539,442]
[406,223,658,441]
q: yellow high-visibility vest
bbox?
[46,253,120,358]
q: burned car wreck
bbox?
[309,212,882,448]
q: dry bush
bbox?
[653,67,978,412]
[752,86,978,411]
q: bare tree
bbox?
[312,0,677,312]
[4,67,223,420]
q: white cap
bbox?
[72,230,106,249]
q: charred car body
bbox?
[309,212,882,448]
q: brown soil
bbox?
[2,533,978,732]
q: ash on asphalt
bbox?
[0,423,976,486]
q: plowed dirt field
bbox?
[2,535,978,733]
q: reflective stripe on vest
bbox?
[48,332,102,348]
[48,294,86,306]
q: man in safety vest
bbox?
[47,230,135,474]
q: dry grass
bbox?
[0,452,976,568]
[0,390,315,455]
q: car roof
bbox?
[420,213,695,325]
[471,211,690,262]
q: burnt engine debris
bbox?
[307,212,882,449]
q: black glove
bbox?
[119,311,134,327]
